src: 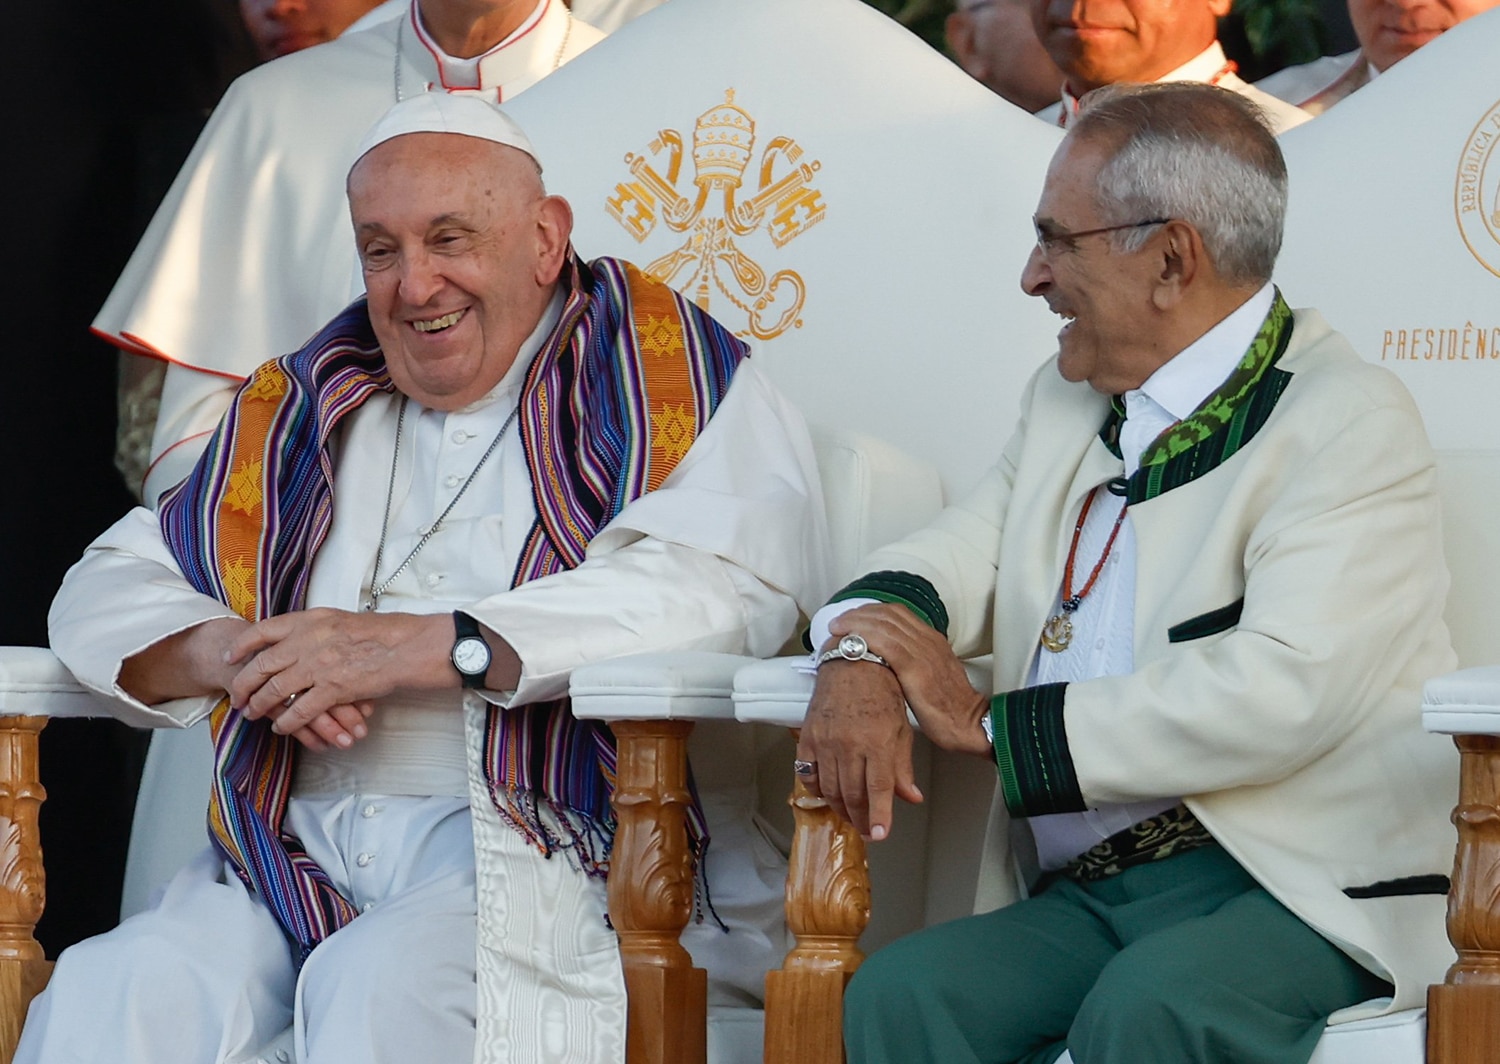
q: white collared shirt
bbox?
[1027,282,1274,869]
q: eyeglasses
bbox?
[1032,217,1171,255]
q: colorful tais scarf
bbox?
[158,254,746,961]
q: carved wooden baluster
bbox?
[608,720,707,1064]
[1430,734,1500,1064]
[764,727,871,1064]
[0,716,50,1064]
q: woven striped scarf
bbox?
[158,254,746,962]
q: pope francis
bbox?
[19,93,827,1064]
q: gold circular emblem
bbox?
[1455,100,1500,279]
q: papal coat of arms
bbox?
[606,90,825,340]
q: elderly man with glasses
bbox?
[798,82,1456,1064]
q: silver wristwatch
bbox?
[814,633,889,669]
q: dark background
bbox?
[8,0,256,955]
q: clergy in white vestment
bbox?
[1029,0,1310,131]
[1255,0,1499,115]
[22,93,829,1064]
[96,0,605,505]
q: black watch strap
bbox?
[451,611,492,689]
[454,611,482,640]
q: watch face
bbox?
[838,634,868,659]
[453,637,491,675]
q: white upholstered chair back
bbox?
[809,426,945,586]
[1435,450,1500,670]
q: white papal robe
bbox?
[93,0,604,504]
[26,296,829,1064]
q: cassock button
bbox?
[426,573,443,588]
[361,902,375,913]
[356,852,374,868]
[276,1051,291,1063]
[362,804,379,818]
[444,474,461,488]
[452,430,471,444]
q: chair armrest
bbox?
[1422,665,1500,735]
[569,651,760,1064]
[732,655,995,728]
[0,647,113,719]
[568,651,758,722]
[0,650,66,1061]
[731,656,814,728]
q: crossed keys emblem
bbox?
[606,89,825,341]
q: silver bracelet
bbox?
[814,633,890,669]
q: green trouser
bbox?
[843,844,1389,1064]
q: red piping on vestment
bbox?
[410,0,550,91]
[91,327,249,382]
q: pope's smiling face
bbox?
[348,132,571,412]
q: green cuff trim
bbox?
[991,684,1084,817]
[828,570,949,636]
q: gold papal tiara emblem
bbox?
[607,89,825,340]
[1456,99,1500,280]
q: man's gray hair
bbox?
[1069,83,1288,286]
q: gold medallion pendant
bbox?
[1041,614,1073,653]
[1042,487,1130,653]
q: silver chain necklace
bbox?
[395,4,574,103]
[365,395,519,611]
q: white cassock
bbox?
[1253,50,1373,116]
[1034,42,1312,134]
[24,296,829,1064]
[93,0,605,504]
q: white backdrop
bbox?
[507,0,1064,494]
[1270,8,1500,450]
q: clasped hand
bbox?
[224,607,450,752]
[798,603,991,841]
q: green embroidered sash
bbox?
[1102,290,1295,505]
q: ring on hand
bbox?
[794,759,817,777]
[283,691,302,709]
